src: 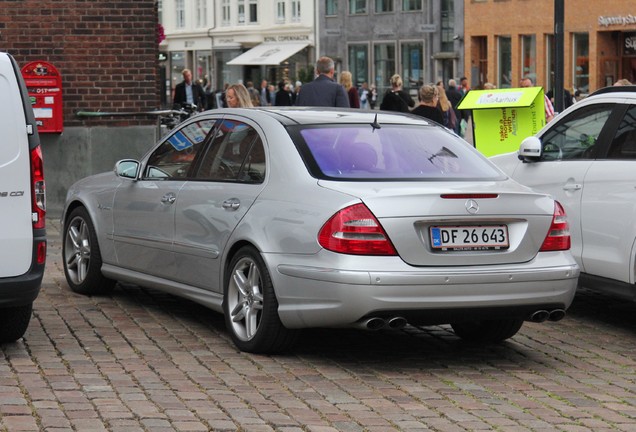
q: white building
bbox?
[159,0,316,105]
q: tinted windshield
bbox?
[290,124,503,180]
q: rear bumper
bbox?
[0,235,46,308]
[265,250,579,329]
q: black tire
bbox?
[451,318,524,343]
[0,303,33,343]
[223,246,298,354]
[63,207,115,295]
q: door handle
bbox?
[562,184,582,191]
[161,192,177,204]
[222,198,240,211]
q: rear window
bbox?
[290,124,503,180]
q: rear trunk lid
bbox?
[318,179,555,266]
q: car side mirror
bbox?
[518,136,542,163]
[114,159,140,179]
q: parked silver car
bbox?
[62,107,579,353]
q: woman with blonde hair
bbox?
[339,71,360,108]
[380,73,414,112]
[225,83,254,108]
[411,84,444,124]
[435,81,457,130]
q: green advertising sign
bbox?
[458,87,546,157]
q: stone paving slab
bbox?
[1,219,636,431]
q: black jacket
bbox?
[380,90,413,113]
[173,81,206,109]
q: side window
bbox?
[195,119,266,183]
[540,104,613,161]
[145,119,216,179]
[607,105,636,160]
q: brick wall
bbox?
[0,0,159,126]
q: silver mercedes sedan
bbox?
[61,107,579,353]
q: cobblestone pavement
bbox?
[2,220,636,432]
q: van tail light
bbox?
[30,145,46,230]
[318,203,397,256]
[540,201,570,251]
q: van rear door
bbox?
[0,54,34,277]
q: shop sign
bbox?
[599,14,636,27]
[263,35,310,43]
[624,32,636,55]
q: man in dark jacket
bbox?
[173,68,205,110]
[446,79,464,133]
[295,57,349,107]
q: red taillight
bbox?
[540,201,570,251]
[30,145,46,229]
[36,241,47,265]
[318,203,397,256]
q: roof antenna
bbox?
[370,113,381,132]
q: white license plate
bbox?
[430,225,509,251]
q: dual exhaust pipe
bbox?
[356,316,408,331]
[356,309,566,330]
[528,309,566,323]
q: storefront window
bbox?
[196,51,211,87]
[401,42,423,89]
[374,43,395,94]
[498,36,512,88]
[573,33,589,93]
[170,51,186,94]
[348,44,368,86]
[521,35,536,82]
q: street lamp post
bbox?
[554,0,565,112]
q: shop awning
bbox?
[227,42,309,66]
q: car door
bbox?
[173,117,268,291]
[509,103,616,270]
[112,119,215,278]
[580,104,636,284]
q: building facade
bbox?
[318,0,465,99]
[465,0,636,95]
[160,0,315,105]
[0,0,160,213]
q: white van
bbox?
[0,52,46,342]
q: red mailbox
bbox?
[21,61,63,133]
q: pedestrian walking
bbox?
[359,82,370,109]
[369,84,378,109]
[274,81,294,106]
[173,68,205,111]
[411,84,444,124]
[295,56,349,107]
[340,71,360,108]
[379,74,414,113]
[225,83,253,108]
